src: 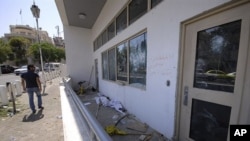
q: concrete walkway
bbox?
[0,78,63,141]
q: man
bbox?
[21,64,43,114]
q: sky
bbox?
[0,0,64,38]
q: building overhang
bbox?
[55,0,107,29]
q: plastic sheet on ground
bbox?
[95,95,126,114]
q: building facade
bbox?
[4,25,53,44]
[53,36,65,48]
[55,0,250,140]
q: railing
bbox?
[62,77,112,141]
[42,70,61,82]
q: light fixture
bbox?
[31,4,40,18]
[78,13,86,19]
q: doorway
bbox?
[178,1,250,141]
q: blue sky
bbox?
[0,0,63,38]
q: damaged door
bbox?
[179,1,250,141]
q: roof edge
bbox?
[55,0,69,26]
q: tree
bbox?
[0,39,12,63]
[54,48,66,62]
[8,37,30,65]
[28,42,65,63]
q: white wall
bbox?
[64,26,94,88]
[65,0,230,139]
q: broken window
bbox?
[129,32,147,87]
[117,42,128,81]
[102,32,147,88]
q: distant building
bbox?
[53,36,64,48]
[3,25,53,44]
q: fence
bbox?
[41,70,61,82]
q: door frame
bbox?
[174,0,250,140]
[94,59,99,91]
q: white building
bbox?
[55,0,250,140]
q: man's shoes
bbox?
[39,106,44,110]
[32,110,36,114]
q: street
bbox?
[0,73,21,86]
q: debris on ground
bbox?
[95,94,126,114]
[105,125,127,135]
[80,91,170,141]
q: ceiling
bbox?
[56,0,107,29]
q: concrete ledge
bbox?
[59,80,90,141]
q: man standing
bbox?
[21,64,44,114]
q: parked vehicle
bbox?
[0,64,17,74]
[226,72,236,84]
[44,62,61,72]
[204,70,236,83]
[14,65,39,75]
[204,70,227,81]
[226,72,236,78]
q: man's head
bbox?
[27,64,35,71]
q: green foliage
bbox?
[0,39,12,63]
[2,36,65,65]
[28,42,65,63]
[8,37,30,65]
[54,47,66,61]
[27,43,41,61]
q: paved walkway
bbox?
[0,78,63,141]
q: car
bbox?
[44,62,61,72]
[226,72,236,78]
[204,70,227,81]
[14,65,40,75]
[0,64,17,74]
[226,72,236,83]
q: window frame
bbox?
[116,7,128,35]
[101,31,147,89]
[93,0,162,52]
[128,32,147,88]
